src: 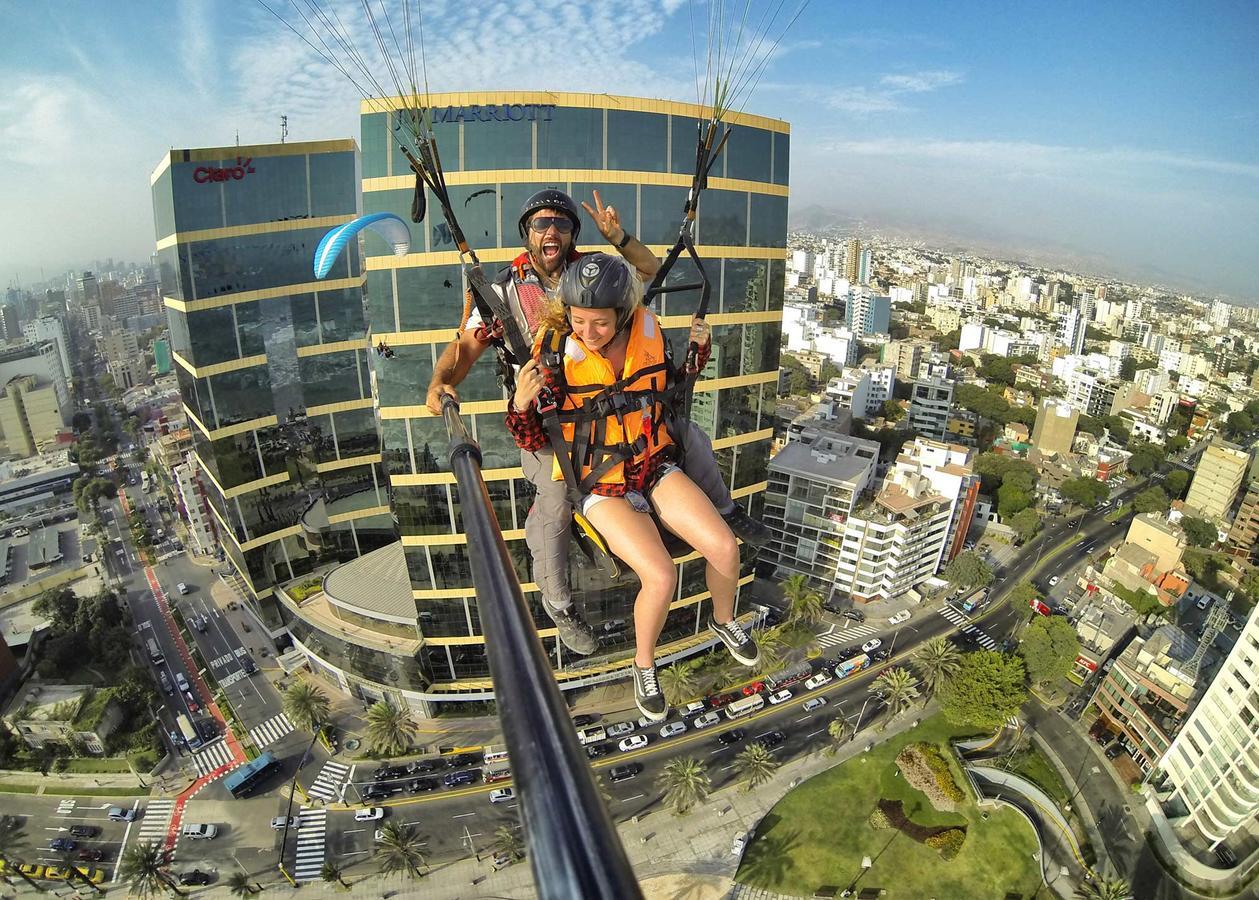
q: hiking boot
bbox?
[710,616,761,667]
[545,603,598,656]
[632,664,668,722]
[722,504,772,549]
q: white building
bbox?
[1159,602,1259,851]
[1058,308,1086,355]
[21,317,71,384]
[909,376,954,440]
[824,371,871,420]
[172,458,219,556]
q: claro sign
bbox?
[193,157,256,184]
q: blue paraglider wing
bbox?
[313,212,411,279]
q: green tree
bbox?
[756,626,789,676]
[942,551,994,590]
[998,482,1033,519]
[1019,617,1080,686]
[978,354,1019,386]
[1008,508,1042,543]
[660,659,700,707]
[657,756,711,816]
[1181,516,1218,548]
[1165,434,1189,453]
[939,651,1027,731]
[783,577,824,627]
[1118,357,1137,380]
[780,356,811,396]
[118,841,181,898]
[1059,476,1108,509]
[1127,447,1160,476]
[912,637,962,697]
[282,681,330,734]
[374,821,428,879]
[1009,581,1039,610]
[226,872,257,896]
[1224,410,1254,439]
[0,825,46,893]
[1075,869,1134,900]
[876,666,920,715]
[825,717,849,755]
[493,824,525,861]
[320,861,349,889]
[1164,468,1190,498]
[882,398,905,421]
[364,700,417,757]
[733,741,781,791]
[1131,487,1169,515]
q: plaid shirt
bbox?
[506,334,710,498]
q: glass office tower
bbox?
[151,140,396,617]
[277,95,789,714]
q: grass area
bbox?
[0,783,147,797]
[58,757,133,774]
[1000,747,1071,807]
[736,715,1042,899]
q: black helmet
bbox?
[560,253,637,330]
[518,189,581,242]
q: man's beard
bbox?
[528,237,569,278]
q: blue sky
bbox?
[1,0,1256,299]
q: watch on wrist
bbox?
[616,230,633,250]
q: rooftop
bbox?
[321,540,416,624]
[0,450,76,483]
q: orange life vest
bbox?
[544,306,675,490]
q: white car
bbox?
[888,610,911,625]
[488,788,515,804]
[1048,576,1060,586]
[605,721,636,738]
[659,721,687,739]
[803,697,827,712]
[354,808,385,822]
[692,712,721,730]
[618,735,649,752]
[766,689,793,705]
[731,831,748,857]
[804,672,832,690]
[861,638,882,653]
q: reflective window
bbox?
[156,246,183,300]
[236,300,265,357]
[169,162,227,232]
[186,227,356,299]
[210,367,273,426]
[743,321,782,374]
[209,431,263,489]
[570,182,637,249]
[396,264,464,332]
[699,189,747,246]
[395,483,452,536]
[464,119,532,171]
[711,323,745,379]
[290,293,321,348]
[390,114,460,175]
[470,413,519,473]
[537,108,602,170]
[298,350,366,409]
[768,259,784,309]
[416,597,472,639]
[749,194,788,248]
[319,288,367,343]
[365,189,414,251]
[308,151,357,218]
[429,185,499,253]
[332,407,380,458]
[670,116,703,176]
[723,259,769,313]
[652,256,710,319]
[376,344,432,408]
[773,131,790,186]
[223,154,310,226]
[718,384,761,437]
[380,420,411,477]
[279,605,430,691]
[725,124,772,183]
[184,307,239,366]
[166,308,191,358]
[607,110,668,173]
[407,418,452,472]
[361,112,389,179]
[734,439,769,488]
[152,167,175,239]
[429,545,472,589]
[451,478,514,535]
[640,185,688,246]
[365,271,396,333]
[405,546,434,590]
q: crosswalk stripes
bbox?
[1006,715,1020,729]
[249,713,295,749]
[936,605,998,649]
[816,623,878,649]
[134,799,174,847]
[56,799,76,815]
[937,605,969,626]
[292,807,327,883]
[191,740,234,776]
[306,760,352,803]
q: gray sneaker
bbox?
[545,604,597,656]
[710,617,760,667]
[632,664,668,722]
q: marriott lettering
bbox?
[433,104,556,124]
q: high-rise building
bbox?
[172,459,219,556]
[1225,481,1259,562]
[909,375,954,440]
[884,339,933,382]
[21,317,71,384]
[0,342,69,413]
[75,272,100,307]
[1209,299,1232,330]
[1184,441,1251,522]
[269,93,790,713]
[1030,398,1080,457]
[1158,603,1258,851]
[151,139,396,612]
[0,374,68,457]
[1058,307,1086,355]
[844,238,862,284]
[0,306,22,344]
[845,293,890,336]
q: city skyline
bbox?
[1,1,1257,300]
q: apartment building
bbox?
[1030,398,1080,458]
[909,375,954,440]
[1184,441,1252,522]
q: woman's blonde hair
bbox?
[537,256,645,336]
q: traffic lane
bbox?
[21,797,138,873]
[178,592,277,725]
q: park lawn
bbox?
[60,757,133,774]
[1004,747,1071,807]
[737,715,1043,899]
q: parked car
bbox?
[585,743,612,759]
[707,691,743,708]
[76,849,104,862]
[618,735,649,752]
[605,721,636,739]
[888,610,911,625]
[443,770,479,788]
[354,808,385,822]
[841,609,866,623]
[407,760,440,775]
[608,763,642,783]
[360,784,393,801]
[179,871,211,886]
[444,753,478,769]
[407,778,438,793]
[766,689,793,705]
[679,701,707,718]
[489,788,516,804]
[373,765,408,781]
[693,712,721,730]
[50,839,77,852]
[1048,576,1060,587]
[571,713,599,727]
[861,638,882,653]
[659,721,688,739]
[107,807,136,822]
[270,817,297,830]
[717,729,745,746]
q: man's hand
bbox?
[426,382,458,415]
[512,359,545,412]
[689,315,711,349]
[581,189,624,246]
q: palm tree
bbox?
[912,636,961,697]
[226,871,256,896]
[320,861,349,889]
[781,573,811,610]
[493,824,525,861]
[825,717,849,755]
[0,827,46,893]
[657,756,711,816]
[734,741,780,791]
[659,659,699,708]
[374,821,428,879]
[876,667,920,718]
[282,680,330,734]
[364,700,417,757]
[786,588,824,628]
[118,841,180,898]
[756,626,788,674]
[1075,870,1134,900]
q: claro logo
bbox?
[193,157,256,184]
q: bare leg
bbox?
[649,470,741,622]
[583,497,677,668]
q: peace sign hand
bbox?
[581,189,625,246]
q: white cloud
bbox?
[878,70,963,93]
[825,68,963,114]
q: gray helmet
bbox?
[559,253,636,331]
[518,189,582,241]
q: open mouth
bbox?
[541,239,561,262]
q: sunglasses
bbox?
[528,216,574,234]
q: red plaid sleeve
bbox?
[504,353,565,452]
